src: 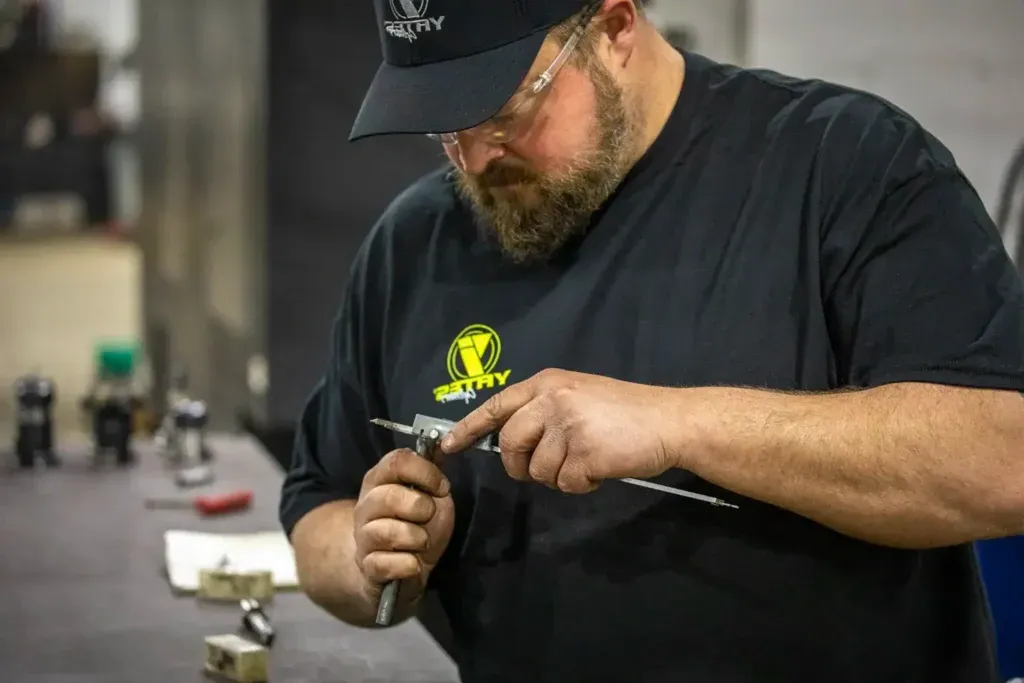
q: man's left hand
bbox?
[439,369,687,493]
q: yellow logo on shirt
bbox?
[433,324,512,404]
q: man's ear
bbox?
[596,0,641,70]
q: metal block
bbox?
[204,633,268,683]
[198,569,274,602]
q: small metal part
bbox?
[240,598,276,647]
[368,417,416,437]
[371,414,499,453]
[177,399,209,466]
[14,374,58,469]
[374,426,442,627]
[203,633,267,683]
[619,477,739,508]
[87,382,136,466]
[371,414,739,509]
[199,570,274,602]
[175,465,214,488]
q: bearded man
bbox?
[280,2,1024,681]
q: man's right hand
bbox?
[352,448,455,604]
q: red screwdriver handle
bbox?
[194,490,253,516]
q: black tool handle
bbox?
[375,429,439,626]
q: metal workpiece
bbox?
[371,414,739,509]
[371,414,499,453]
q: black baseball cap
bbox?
[349,0,594,141]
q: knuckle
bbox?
[364,551,419,582]
[407,525,430,551]
[391,448,415,471]
[369,450,402,485]
[411,492,437,522]
[482,392,503,418]
[535,367,560,383]
[527,459,546,481]
[367,558,388,581]
[398,554,422,579]
[535,367,571,388]
[499,449,520,475]
[382,486,434,523]
[381,484,406,515]
[558,459,590,492]
[367,519,398,548]
[392,446,416,466]
[497,429,526,454]
[418,461,443,491]
[361,553,391,581]
[550,385,577,405]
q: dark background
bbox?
[266,0,444,430]
[264,5,459,651]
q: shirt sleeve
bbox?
[819,100,1024,390]
[278,240,394,538]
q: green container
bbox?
[95,341,139,380]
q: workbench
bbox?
[0,433,461,682]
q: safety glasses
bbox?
[426,1,602,146]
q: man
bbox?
[280,0,1024,681]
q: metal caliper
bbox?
[368,413,739,625]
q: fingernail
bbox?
[441,434,454,451]
[439,478,451,496]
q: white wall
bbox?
[748,0,1024,217]
[645,0,747,65]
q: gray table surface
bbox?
[0,433,460,683]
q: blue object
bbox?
[977,537,1024,678]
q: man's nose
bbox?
[448,134,506,175]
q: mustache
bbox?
[474,163,539,188]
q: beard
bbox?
[453,61,638,265]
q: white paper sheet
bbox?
[163,529,299,592]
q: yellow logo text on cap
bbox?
[433,324,512,404]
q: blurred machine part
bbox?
[154,365,187,455]
[240,598,275,648]
[13,373,57,468]
[172,399,213,487]
[82,342,142,466]
[155,364,214,485]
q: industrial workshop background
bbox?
[1,0,1023,679]
[3,0,1021,441]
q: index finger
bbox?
[364,449,450,498]
[440,379,537,454]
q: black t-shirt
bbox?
[280,52,1024,683]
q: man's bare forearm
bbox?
[290,500,418,628]
[670,382,1024,549]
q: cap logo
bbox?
[385,0,445,42]
[390,0,427,19]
